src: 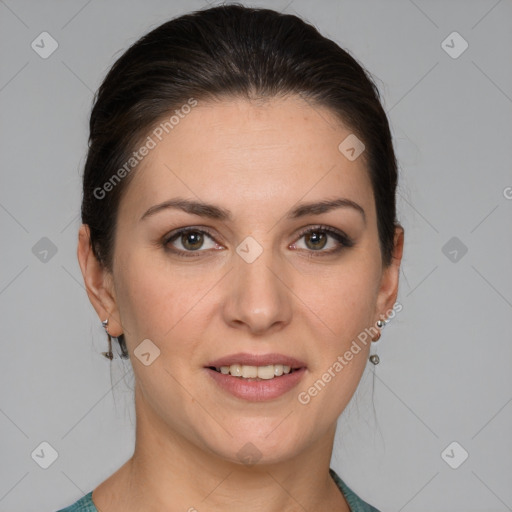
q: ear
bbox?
[77,224,123,337]
[374,225,405,320]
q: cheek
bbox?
[303,258,380,344]
[296,273,375,415]
[114,252,215,353]
[112,249,171,342]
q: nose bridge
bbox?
[222,235,292,333]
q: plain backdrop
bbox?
[0,1,511,511]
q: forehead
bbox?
[120,95,373,221]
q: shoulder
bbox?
[55,491,98,512]
[330,468,381,512]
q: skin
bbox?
[78,94,404,512]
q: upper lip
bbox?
[206,352,306,369]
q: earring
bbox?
[101,319,114,360]
[369,318,386,365]
[369,354,380,365]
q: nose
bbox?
[221,243,293,336]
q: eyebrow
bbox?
[140,197,366,224]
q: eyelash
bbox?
[162,225,354,258]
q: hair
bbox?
[81,4,401,357]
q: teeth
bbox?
[229,364,242,377]
[242,365,258,378]
[257,365,275,380]
[217,364,294,379]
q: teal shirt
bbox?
[56,468,379,511]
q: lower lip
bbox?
[205,367,306,401]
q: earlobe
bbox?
[77,224,123,337]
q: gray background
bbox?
[0,0,511,511]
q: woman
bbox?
[59,4,404,511]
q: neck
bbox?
[93,385,349,512]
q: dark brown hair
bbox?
[81,4,401,357]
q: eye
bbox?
[164,227,222,256]
[291,225,354,255]
[162,225,353,258]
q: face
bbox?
[81,95,403,465]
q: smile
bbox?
[205,353,307,401]
[211,364,294,380]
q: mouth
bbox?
[204,353,307,401]
[207,363,298,380]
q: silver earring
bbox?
[101,319,114,360]
[369,318,386,365]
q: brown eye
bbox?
[180,231,204,251]
[164,227,220,256]
[304,231,328,250]
[292,225,354,256]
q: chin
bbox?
[200,420,313,468]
